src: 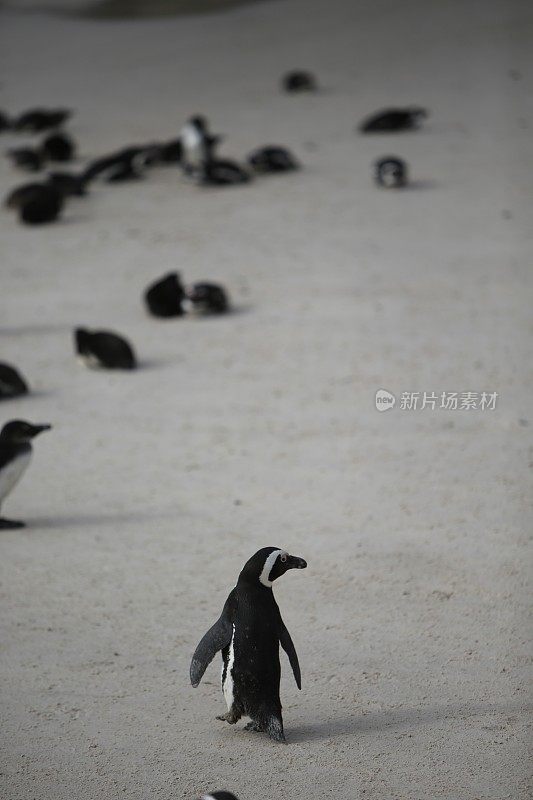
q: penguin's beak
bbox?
[30,424,52,437]
[287,555,307,570]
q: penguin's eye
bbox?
[280,554,287,563]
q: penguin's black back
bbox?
[41,133,75,162]
[19,186,63,225]
[74,328,136,370]
[360,107,427,133]
[0,363,29,399]
[144,272,185,318]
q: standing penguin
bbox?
[179,115,222,173]
[0,420,51,528]
[190,547,307,743]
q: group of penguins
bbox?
[1,71,429,783]
[2,68,428,225]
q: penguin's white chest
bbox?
[0,451,31,503]
[222,624,236,710]
[180,125,204,166]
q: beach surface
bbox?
[1,1,532,798]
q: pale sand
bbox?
[0,1,532,798]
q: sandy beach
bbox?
[1,1,532,798]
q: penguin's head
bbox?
[200,793,239,800]
[239,546,307,588]
[190,115,208,132]
[0,419,52,443]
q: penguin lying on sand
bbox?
[0,420,51,529]
[359,107,428,133]
[74,328,137,370]
[41,132,75,162]
[83,147,150,183]
[5,183,64,225]
[374,156,407,188]
[282,70,317,92]
[191,547,307,743]
[186,282,229,314]
[7,147,44,172]
[192,158,250,186]
[144,272,186,318]
[14,108,71,133]
[248,145,299,173]
[0,364,29,400]
[47,171,87,197]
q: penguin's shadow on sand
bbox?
[289,701,527,743]
[405,178,439,191]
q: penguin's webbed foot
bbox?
[216,710,240,725]
[0,517,25,529]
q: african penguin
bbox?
[190,546,307,743]
[374,156,407,188]
[14,108,71,133]
[0,420,51,529]
[144,272,186,318]
[180,116,222,172]
[359,107,428,133]
[74,328,137,370]
[0,364,29,400]
[199,793,239,800]
[7,147,44,172]
[82,147,149,184]
[6,183,64,224]
[41,132,75,162]
[282,70,317,92]
[191,158,250,186]
[247,145,299,174]
[18,185,64,225]
[186,282,229,314]
[47,171,87,197]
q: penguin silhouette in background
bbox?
[248,145,299,173]
[190,547,307,743]
[144,272,186,318]
[0,364,29,400]
[374,156,408,188]
[41,132,75,162]
[7,147,44,172]
[74,328,137,370]
[359,106,428,133]
[14,108,71,133]
[0,420,51,528]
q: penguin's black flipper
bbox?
[280,621,301,689]
[190,600,233,688]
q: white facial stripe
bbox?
[259,549,283,587]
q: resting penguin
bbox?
[14,108,71,133]
[47,171,87,197]
[282,70,317,92]
[247,146,299,174]
[74,328,137,370]
[7,147,44,172]
[190,547,307,743]
[0,420,51,529]
[359,107,428,133]
[41,132,75,162]
[374,156,407,188]
[0,363,29,400]
[144,272,186,318]
[186,282,229,314]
